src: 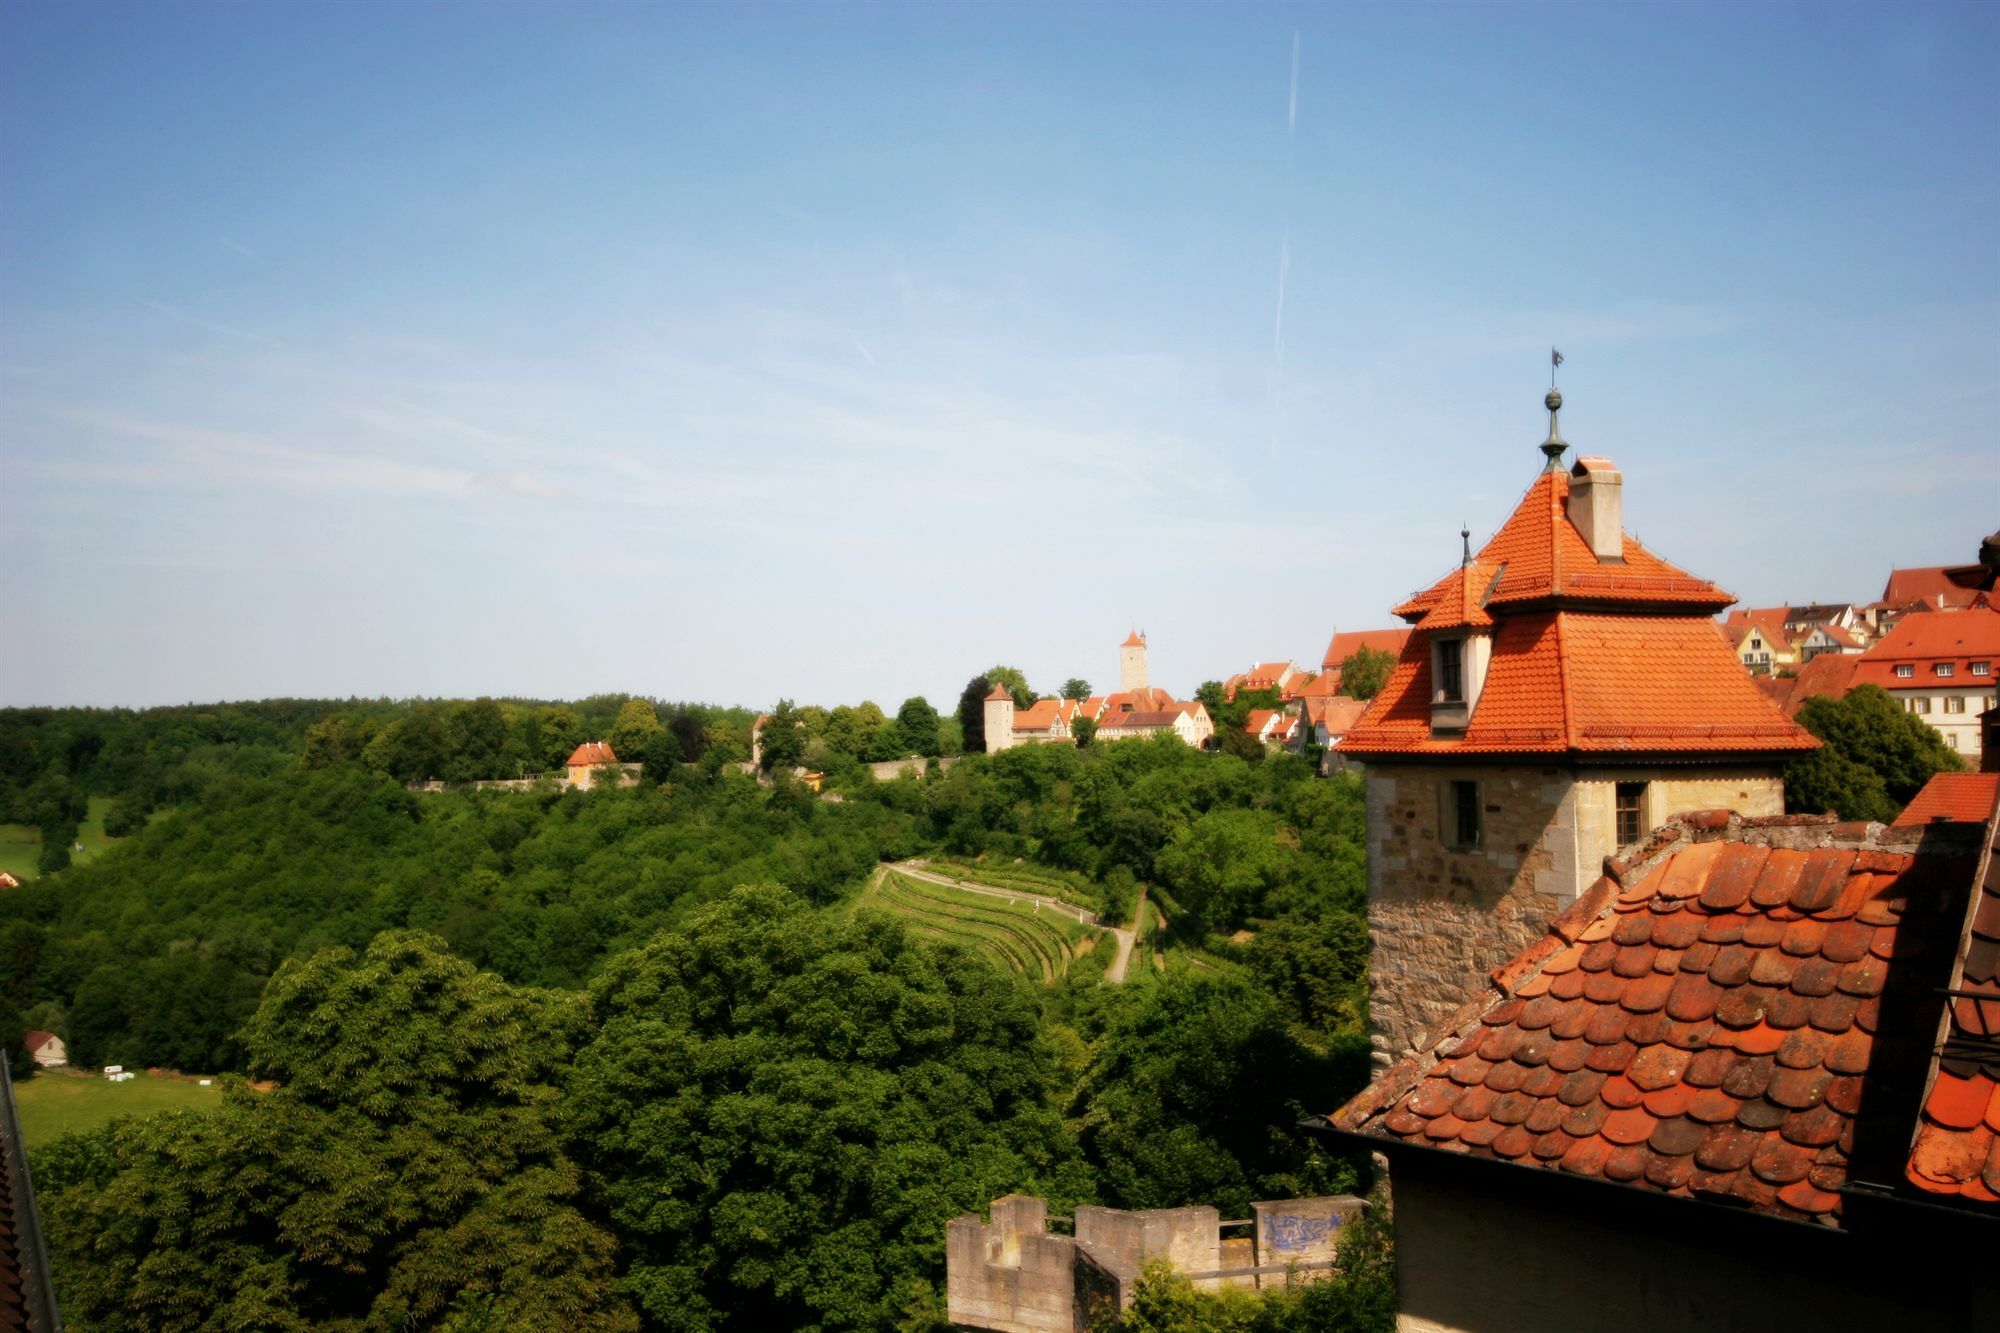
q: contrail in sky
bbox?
[1271,32,1300,460]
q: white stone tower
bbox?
[1119,630,1148,693]
[982,684,1016,753]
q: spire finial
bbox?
[1540,349,1567,471]
[1461,523,1471,568]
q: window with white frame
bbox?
[1910,697,1932,714]
[1937,663,1955,677]
[1946,697,1966,714]
[1973,662,1991,676]
[1894,664,1914,678]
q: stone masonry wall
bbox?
[1365,762,1787,1065]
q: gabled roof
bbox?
[1784,652,1863,717]
[1906,795,2000,1201]
[1325,810,1987,1225]
[1310,695,1371,735]
[1851,607,2000,690]
[1414,562,1501,632]
[1011,699,1065,732]
[21,1030,57,1053]
[1122,630,1147,647]
[1893,773,2000,829]
[1885,563,1996,609]
[1338,612,1818,757]
[1723,610,1794,654]
[565,741,618,767]
[1322,628,1412,673]
[1391,469,1733,622]
[1244,709,1281,737]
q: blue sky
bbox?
[3,1,1995,710]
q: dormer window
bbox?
[1974,662,1992,676]
[1895,664,1914,678]
[1429,633,1492,735]
[1936,663,1955,677]
[1437,639,1465,703]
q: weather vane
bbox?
[1551,347,1563,388]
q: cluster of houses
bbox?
[1721,537,2000,765]
[982,633,1217,751]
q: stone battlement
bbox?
[946,1192,1365,1332]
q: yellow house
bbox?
[1721,609,1798,675]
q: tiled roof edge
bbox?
[1328,807,1985,1137]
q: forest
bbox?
[0,697,1388,1332]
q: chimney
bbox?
[1568,456,1623,562]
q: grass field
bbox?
[13,1068,223,1152]
[856,871,1100,983]
[0,796,132,883]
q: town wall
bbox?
[1365,761,1787,1064]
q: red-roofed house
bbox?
[1796,620,1867,660]
[1315,808,1998,1333]
[1224,661,1304,701]
[1337,392,1818,1062]
[22,1030,64,1068]
[564,741,619,789]
[1320,628,1412,693]
[1892,771,2000,827]
[1721,609,1798,675]
[1850,606,2000,763]
[1883,533,2000,611]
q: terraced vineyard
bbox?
[859,870,1098,982]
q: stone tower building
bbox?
[1120,630,1148,693]
[982,684,1016,754]
[1336,389,1818,1066]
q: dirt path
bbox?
[887,861,1138,984]
[1105,885,1148,984]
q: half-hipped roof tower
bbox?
[1339,386,1817,1067]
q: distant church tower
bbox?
[1336,386,1817,1068]
[1120,631,1148,693]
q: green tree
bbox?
[984,665,1034,706]
[896,697,942,758]
[564,885,1085,1332]
[1074,973,1360,1219]
[1073,716,1099,747]
[607,699,662,761]
[1786,684,1966,820]
[1333,647,1395,702]
[759,700,807,774]
[38,932,635,1333]
[957,676,993,756]
[445,699,509,783]
[639,726,684,783]
[1061,679,1092,701]
[541,705,584,771]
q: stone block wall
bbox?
[946,1196,1079,1333]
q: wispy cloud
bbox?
[146,301,288,350]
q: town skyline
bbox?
[4,3,1996,709]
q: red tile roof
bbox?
[1784,652,1863,718]
[1321,628,1412,674]
[1893,773,2000,829]
[1311,696,1371,735]
[1906,802,2000,1202]
[1097,710,1185,731]
[1123,630,1147,647]
[1884,564,1995,610]
[1244,708,1281,737]
[1339,459,1815,759]
[1414,562,1501,632]
[21,1030,56,1054]
[1011,699,1065,733]
[1338,612,1818,756]
[985,685,1013,702]
[1326,811,1985,1225]
[1850,607,2000,691]
[565,741,618,767]
[1391,469,1734,621]
[1723,610,1794,654]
